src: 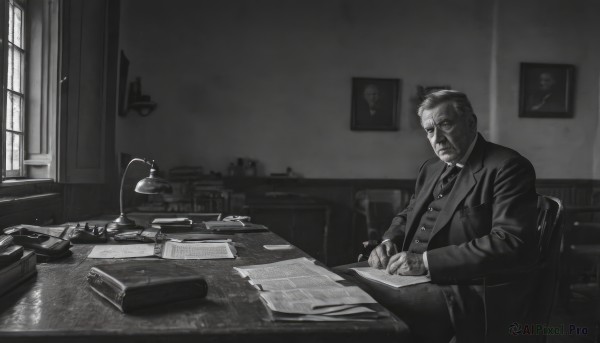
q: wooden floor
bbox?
[548,285,599,343]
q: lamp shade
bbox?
[135,175,172,194]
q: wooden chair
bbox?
[354,189,411,261]
[484,194,564,343]
[561,205,600,302]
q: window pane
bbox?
[11,95,21,132]
[13,50,22,92]
[13,5,22,48]
[12,134,20,172]
[7,45,13,90]
[6,93,13,131]
[5,132,21,171]
[8,2,13,43]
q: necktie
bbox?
[440,165,460,188]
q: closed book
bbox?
[0,245,24,269]
[0,250,37,297]
[0,235,14,252]
[87,261,208,313]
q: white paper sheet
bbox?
[263,244,292,250]
[351,267,430,288]
[161,241,236,259]
[234,257,344,282]
[250,275,344,291]
[259,286,376,314]
[87,244,155,258]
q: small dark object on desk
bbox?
[69,223,108,244]
[3,226,71,260]
[114,230,155,243]
[3,224,69,239]
[86,260,208,313]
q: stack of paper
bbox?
[234,257,385,321]
[160,241,236,260]
[151,218,193,232]
[87,241,237,260]
[203,221,268,233]
[152,218,192,225]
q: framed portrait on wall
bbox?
[351,77,399,131]
[519,63,575,118]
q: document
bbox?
[161,241,236,259]
[164,232,232,242]
[263,244,292,250]
[235,257,344,282]
[259,286,376,314]
[250,275,344,291]
[351,267,430,288]
[88,244,155,258]
[234,257,384,321]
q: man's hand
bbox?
[368,240,397,269]
[386,252,427,276]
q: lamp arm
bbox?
[119,158,153,216]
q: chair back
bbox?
[532,195,564,321]
[485,194,564,343]
[354,189,411,242]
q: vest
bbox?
[407,166,461,254]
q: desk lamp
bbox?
[113,158,172,229]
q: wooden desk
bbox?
[0,218,410,343]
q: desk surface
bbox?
[0,217,410,343]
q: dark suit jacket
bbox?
[382,134,538,342]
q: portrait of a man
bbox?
[519,63,575,118]
[351,78,399,130]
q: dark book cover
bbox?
[0,245,24,269]
[0,250,37,297]
[87,261,208,313]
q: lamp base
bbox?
[112,214,137,230]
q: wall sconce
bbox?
[125,77,157,117]
[113,158,172,230]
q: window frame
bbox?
[0,0,59,183]
[3,0,27,179]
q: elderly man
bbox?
[350,90,538,342]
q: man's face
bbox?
[363,85,380,108]
[421,102,476,164]
[539,73,555,91]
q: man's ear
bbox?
[470,114,478,128]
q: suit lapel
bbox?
[430,134,486,239]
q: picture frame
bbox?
[351,77,399,131]
[519,63,575,118]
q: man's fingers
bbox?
[368,250,382,269]
[386,252,406,274]
[376,247,389,268]
[385,242,397,256]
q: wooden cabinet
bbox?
[244,196,330,265]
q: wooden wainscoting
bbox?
[224,178,598,266]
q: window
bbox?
[3,0,26,178]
